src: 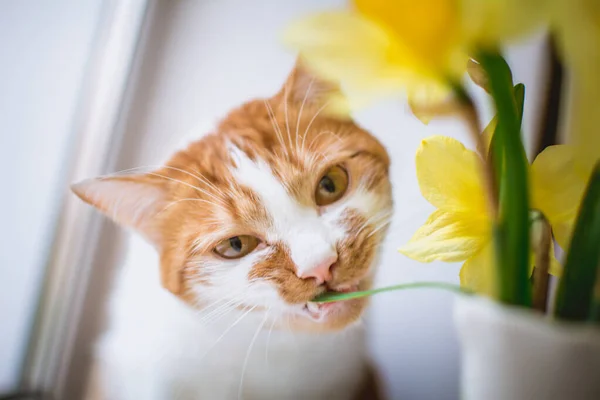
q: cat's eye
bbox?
[214,235,260,259]
[315,165,349,206]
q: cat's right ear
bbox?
[71,174,168,248]
[276,57,350,117]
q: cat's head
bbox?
[72,61,392,332]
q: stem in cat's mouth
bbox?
[313,282,470,303]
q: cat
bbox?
[72,60,393,400]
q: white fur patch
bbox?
[96,235,367,400]
[229,146,338,276]
[191,246,285,312]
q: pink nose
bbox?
[298,254,337,284]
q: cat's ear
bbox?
[71,174,168,247]
[276,57,347,113]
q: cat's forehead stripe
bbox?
[229,144,312,235]
[229,145,337,275]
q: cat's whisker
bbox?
[153,198,225,219]
[193,291,266,328]
[99,164,165,176]
[295,76,315,157]
[196,304,258,363]
[99,164,223,195]
[305,150,332,166]
[367,218,392,239]
[191,282,254,308]
[369,208,394,224]
[193,299,238,325]
[198,303,246,327]
[301,98,331,154]
[263,99,288,158]
[223,183,239,201]
[302,130,345,166]
[355,207,393,232]
[238,308,270,399]
[145,172,228,209]
[285,312,298,350]
[189,233,232,255]
[283,82,293,158]
[306,130,344,152]
[265,313,278,366]
[155,165,221,192]
[194,295,238,315]
[195,294,250,325]
[96,164,164,178]
[366,209,394,234]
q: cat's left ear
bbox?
[71,174,169,248]
[276,57,348,115]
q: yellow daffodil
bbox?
[284,0,598,163]
[283,0,543,113]
[399,134,593,295]
[468,0,600,165]
[550,0,600,167]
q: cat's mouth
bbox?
[302,283,360,320]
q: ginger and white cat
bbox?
[73,61,393,400]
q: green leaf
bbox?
[592,264,600,322]
[488,83,526,211]
[514,84,525,125]
[488,83,526,163]
[479,52,531,307]
[555,162,600,321]
[313,282,470,303]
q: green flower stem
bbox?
[555,162,600,321]
[531,212,552,312]
[313,282,469,303]
[489,83,526,206]
[478,51,531,307]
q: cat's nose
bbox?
[298,254,337,285]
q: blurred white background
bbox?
[0,0,104,391]
[0,0,548,398]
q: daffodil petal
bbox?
[553,0,600,166]
[459,242,495,296]
[461,0,549,47]
[355,0,461,72]
[416,135,487,213]
[530,145,589,247]
[399,209,489,263]
[408,98,433,125]
[283,12,420,98]
[407,84,454,125]
[551,218,575,252]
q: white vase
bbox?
[454,295,600,400]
